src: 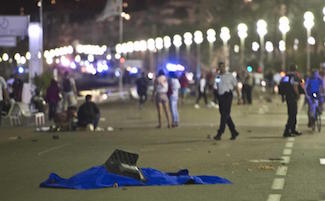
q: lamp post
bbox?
[237,23,248,69]
[304,11,314,73]
[278,16,290,70]
[207,28,216,66]
[173,34,182,61]
[184,32,193,54]
[257,19,267,73]
[220,27,231,70]
[194,30,203,79]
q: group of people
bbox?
[195,68,254,109]
[0,71,101,131]
[46,72,101,131]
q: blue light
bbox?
[18,66,24,74]
[247,66,253,72]
[166,63,185,72]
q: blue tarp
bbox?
[40,165,231,189]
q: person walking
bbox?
[152,70,172,128]
[12,74,23,102]
[179,72,189,105]
[242,72,254,104]
[168,72,181,127]
[0,75,8,126]
[46,79,60,121]
[61,71,77,110]
[195,73,208,108]
[136,72,148,109]
[280,64,302,137]
[213,62,240,141]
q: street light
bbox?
[304,11,314,72]
[237,23,248,69]
[256,19,267,73]
[173,34,182,60]
[220,27,231,69]
[184,32,193,54]
[207,28,216,66]
[194,30,203,78]
[279,16,290,70]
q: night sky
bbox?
[0,0,167,16]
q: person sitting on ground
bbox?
[78,95,100,131]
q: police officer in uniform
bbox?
[282,64,302,137]
[213,62,240,140]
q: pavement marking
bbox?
[287,137,295,142]
[266,194,281,201]
[271,178,285,190]
[38,143,70,156]
[283,149,292,156]
[281,156,290,164]
[276,166,288,176]
[320,158,325,165]
[285,142,294,148]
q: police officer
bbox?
[282,64,302,137]
[213,62,240,140]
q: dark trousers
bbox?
[196,91,208,105]
[217,92,237,137]
[242,84,252,104]
[0,101,3,126]
[48,102,57,121]
[285,98,297,132]
[138,93,147,105]
[213,89,219,104]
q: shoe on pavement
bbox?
[291,130,302,136]
[194,104,200,109]
[283,133,295,138]
[230,132,239,140]
[213,135,221,141]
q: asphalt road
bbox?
[1,94,325,201]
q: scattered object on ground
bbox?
[249,158,284,163]
[52,135,59,140]
[247,130,252,133]
[100,117,106,122]
[207,135,211,139]
[32,139,38,142]
[258,164,275,171]
[9,136,22,140]
[105,149,145,182]
[107,126,114,131]
[40,149,231,189]
[247,168,253,172]
[36,127,51,132]
[95,127,105,132]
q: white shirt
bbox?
[217,72,237,95]
[0,76,7,101]
[170,78,181,98]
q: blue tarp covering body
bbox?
[40,165,231,189]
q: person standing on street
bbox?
[281,64,302,137]
[195,73,208,108]
[168,72,181,127]
[152,70,172,128]
[61,71,77,110]
[0,75,8,126]
[213,62,240,141]
[46,79,61,121]
[136,72,148,109]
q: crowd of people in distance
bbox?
[0,71,101,131]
